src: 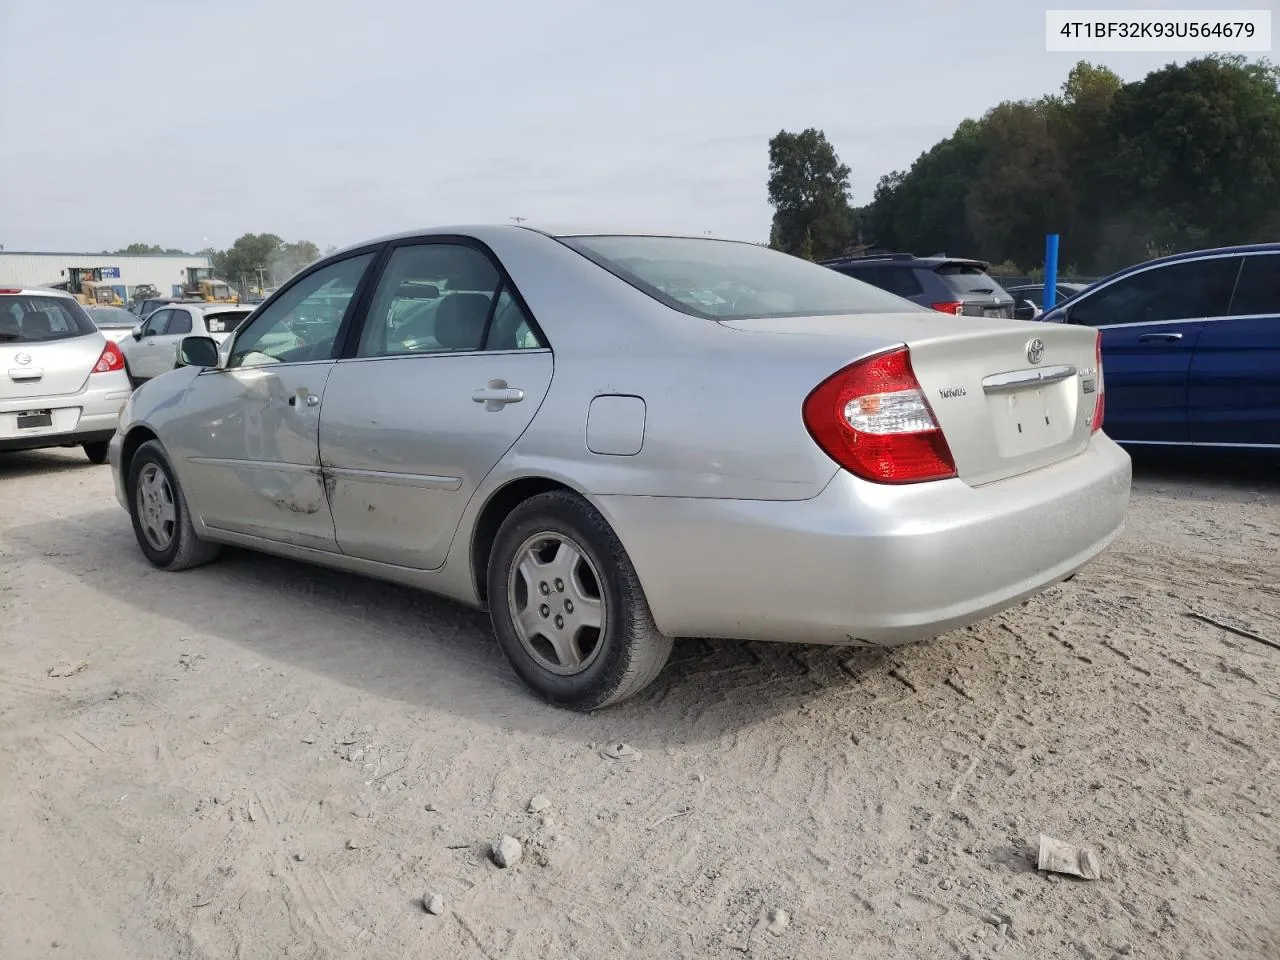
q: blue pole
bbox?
[1043,233,1060,309]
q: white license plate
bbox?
[988,386,1073,456]
[16,410,53,429]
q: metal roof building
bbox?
[0,250,212,301]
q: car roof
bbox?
[819,253,991,271]
[1058,242,1280,303]
[323,223,746,260]
[1137,241,1280,268]
[170,302,251,312]
[0,286,77,299]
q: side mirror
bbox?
[177,335,220,369]
[131,324,144,340]
[1013,299,1038,321]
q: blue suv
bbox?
[1040,243,1280,447]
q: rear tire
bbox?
[83,441,110,464]
[487,490,672,710]
[127,439,220,571]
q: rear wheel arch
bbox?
[470,476,578,606]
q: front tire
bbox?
[83,441,110,464]
[487,491,672,710]
[127,440,220,571]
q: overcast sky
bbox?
[0,0,1259,252]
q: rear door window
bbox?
[879,267,923,298]
[1071,256,1241,327]
[167,309,193,335]
[1228,254,1280,316]
[0,295,98,342]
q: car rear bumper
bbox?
[0,373,132,452]
[595,433,1132,645]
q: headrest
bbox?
[22,311,52,336]
[433,294,490,350]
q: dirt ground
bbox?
[1,448,1277,960]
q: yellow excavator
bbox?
[183,267,239,303]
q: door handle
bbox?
[288,389,320,408]
[1139,332,1183,342]
[472,379,524,411]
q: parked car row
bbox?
[820,244,1279,449]
[10,225,1270,709]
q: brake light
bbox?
[1092,331,1105,433]
[92,340,125,374]
[802,347,957,484]
[931,301,964,315]
[0,288,21,294]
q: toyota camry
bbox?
[109,225,1131,709]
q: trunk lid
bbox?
[722,312,1099,486]
[1,333,103,400]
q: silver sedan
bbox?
[109,226,1131,709]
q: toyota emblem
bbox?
[14,352,31,365]
[1025,337,1045,365]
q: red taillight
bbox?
[0,288,21,294]
[802,347,957,484]
[931,301,964,315]
[92,340,125,374]
[1092,331,1105,433]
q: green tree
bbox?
[1106,56,1280,256]
[831,56,1279,275]
[967,100,1071,269]
[219,233,284,288]
[766,128,855,259]
[272,240,322,282]
[874,120,986,257]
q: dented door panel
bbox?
[174,361,340,550]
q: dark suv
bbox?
[820,253,1022,319]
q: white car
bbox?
[119,303,256,384]
[1,287,133,463]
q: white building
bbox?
[0,250,213,301]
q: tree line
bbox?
[768,55,1280,274]
[107,235,334,293]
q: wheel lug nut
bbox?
[555,578,564,592]
[554,615,564,629]
[539,604,550,618]
[539,581,550,595]
[564,599,574,614]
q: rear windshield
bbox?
[0,295,98,342]
[87,306,137,328]
[205,310,252,334]
[934,264,1011,300]
[560,235,925,320]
